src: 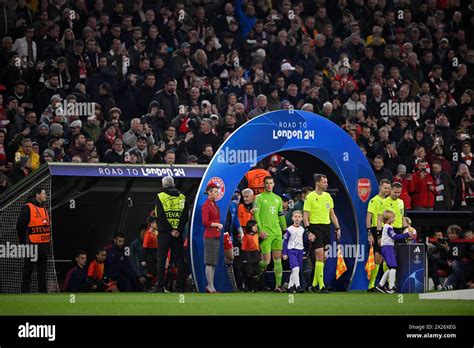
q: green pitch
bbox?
[0,292,471,316]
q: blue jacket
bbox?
[235,0,256,39]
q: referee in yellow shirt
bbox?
[377,182,408,236]
[366,179,391,291]
[303,174,341,293]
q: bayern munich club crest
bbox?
[357,178,371,202]
[207,177,225,201]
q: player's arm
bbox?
[303,210,310,229]
[366,211,374,245]
[366,200,375,244]
[388,226,410,240]
[366,212,372,230]
[278,198,287,231]
[377,207,383,232]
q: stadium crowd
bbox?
[0,0,473,211]
[1,0,473,293]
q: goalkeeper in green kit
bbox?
[253,176,287,292]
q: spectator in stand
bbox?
[393,164,414,211]
[459,141,474,177]
[14,138,40,171]
[0,0,471,225]
[411,160,435,211]
[96,122,119,159]
[66,133,91,163]
[372,155,393,183]
[453,164,474,211]
[122,118,154,150]
[186,118,220,156]
[431,161,456,211]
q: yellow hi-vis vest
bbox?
[156,192,186,229]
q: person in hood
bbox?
[151,176,188,293]
[141,100,165,142]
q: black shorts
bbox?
[309,224,331,250]
[370,227,381,253]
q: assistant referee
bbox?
[303,174,341,293]
[366,179,391,291]
[377,182,408,238]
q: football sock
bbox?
[388,269,396,289]
[316,261,325,288]
[379,270,390,287]
[273,258,283,287]
[292,267,300,288]
[368,264,380,289]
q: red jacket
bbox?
[411,171,435,208]
[202,198,221,238]
[393,175,415,210]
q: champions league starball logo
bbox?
[207,177,225,201]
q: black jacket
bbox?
[103,149,125,163]
[433,172,456,211]
[154,90,179,123]
[154,187,188,235]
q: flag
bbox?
[336,244,347,280]
[365,245,376,279]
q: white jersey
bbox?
[284,225,305,250]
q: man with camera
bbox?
[122,118,155,150]
[427,229,449,290]
[440,225,471,290]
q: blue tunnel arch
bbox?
[190,110,378,292]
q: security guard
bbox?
[17,187,51,293]
[152,176,188,293]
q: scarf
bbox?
[461,152,472,167]
[104,131,116,145]
[242,94,257,114]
